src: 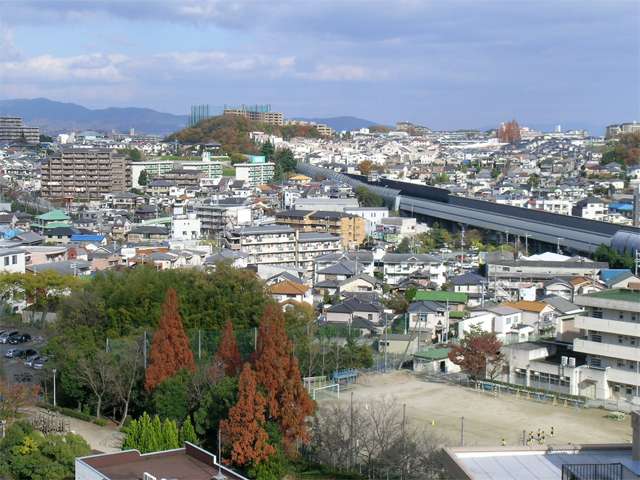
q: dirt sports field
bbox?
[327,370,632,448]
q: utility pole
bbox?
[401,403,407,480]
[198,329,202,360]
[460,416,465,447]
[143,331,147,369]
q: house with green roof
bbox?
[412,290,468,310]
[412,346,461,374]
[33,210,72,232]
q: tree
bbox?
[216,321,242,377]
[75,350,112,418]
[278,355,315,451]
[254,304,292,421]
[151,371,190,423]
[309,398,446,479]
[355,186,384,207]
[221,363,275,467]
[0,381,39,421]
[193,376,238,450]
[145,288,195,391]
[108,339,143,427]
[180,416,198,444]
[358,160,374,175]
[122,412,181,453]
[594,244,634,269]
[448,325,503,379]
[138,170,149,186]
[260,140,275,161]
[254,304,315,449]
[0,421,91,480]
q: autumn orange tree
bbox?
[253,304,315,450]
[216,320,242,377]
[497,119,521,144]
[221,363,274,466]
[145,288,195,391]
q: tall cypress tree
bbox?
[145,288,195,391]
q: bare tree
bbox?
[108,340,143,427]
[76,350,112,419]
[309,397,446,480]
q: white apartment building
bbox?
[381,253,447,287]
[234,155,275,187]
[131,158,224,187]
[572,196,607,221]
[573,289,640,402]
[171,214,201,241]
[224,225,341,276]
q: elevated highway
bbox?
[296,163,640,254]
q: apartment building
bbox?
[574,288,640,402]
[382,253,447,287]
[572,196,607,221]
[0,117,39,144]
[224,225,341,275]
[234,155,275,187]
[41,148,131,201]
[194,197,252,238]
[275,209,366,249]
[223,106,284,126]
[131,158,223,188]
[486,256,607,299]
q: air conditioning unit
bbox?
[568,357,576,367]
[561,356,568,366]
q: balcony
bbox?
[575,315,640,337]
[607,367,640,386]
[574,338,640,362]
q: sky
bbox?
[0,0,639,131]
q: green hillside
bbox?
[166,115,326,160]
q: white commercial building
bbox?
[344,207,389,235]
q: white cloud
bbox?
[298,64,376,81]
[1,53,128,83]
[0,24,20,61]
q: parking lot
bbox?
[0,325,47,387]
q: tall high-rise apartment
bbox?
[0,117,40,144]
[41,148,131,201]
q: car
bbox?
[4,348,23,358]
[32,356,48,369]
[8,333,32,345]
[23,351,39,366]
[13,372,33,383]
[0,330,19,343]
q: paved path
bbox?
[22,407,124,453]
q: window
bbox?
[618,336,624,344]
[590,333,602,343]
[619,313,624,320]
[626,387,633,395]
[3,257,8,266]
[11,255,17,265]
[590,357,602,367]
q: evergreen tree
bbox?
[180,416,198,445]
[145,288,195,391]
[138,170,148,186]
[221,363,274,467]
[216,320,242,377]
[260,141,275,161]
[161,418,180,450]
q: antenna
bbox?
[214,429,226,480]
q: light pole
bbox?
[52,368,57,408]
[556,237,563,254]
[524,234,530,257]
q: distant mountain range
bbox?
[0,98,188,135]
[293,116,380,132]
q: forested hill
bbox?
[166,115,326,159]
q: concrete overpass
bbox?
[296,163,640,255]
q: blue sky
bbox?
[1,0,638,132]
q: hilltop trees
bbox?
[145,288,195,391]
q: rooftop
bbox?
[413,290,468,304]
[582,288,640,303]
[78,443,247,480]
